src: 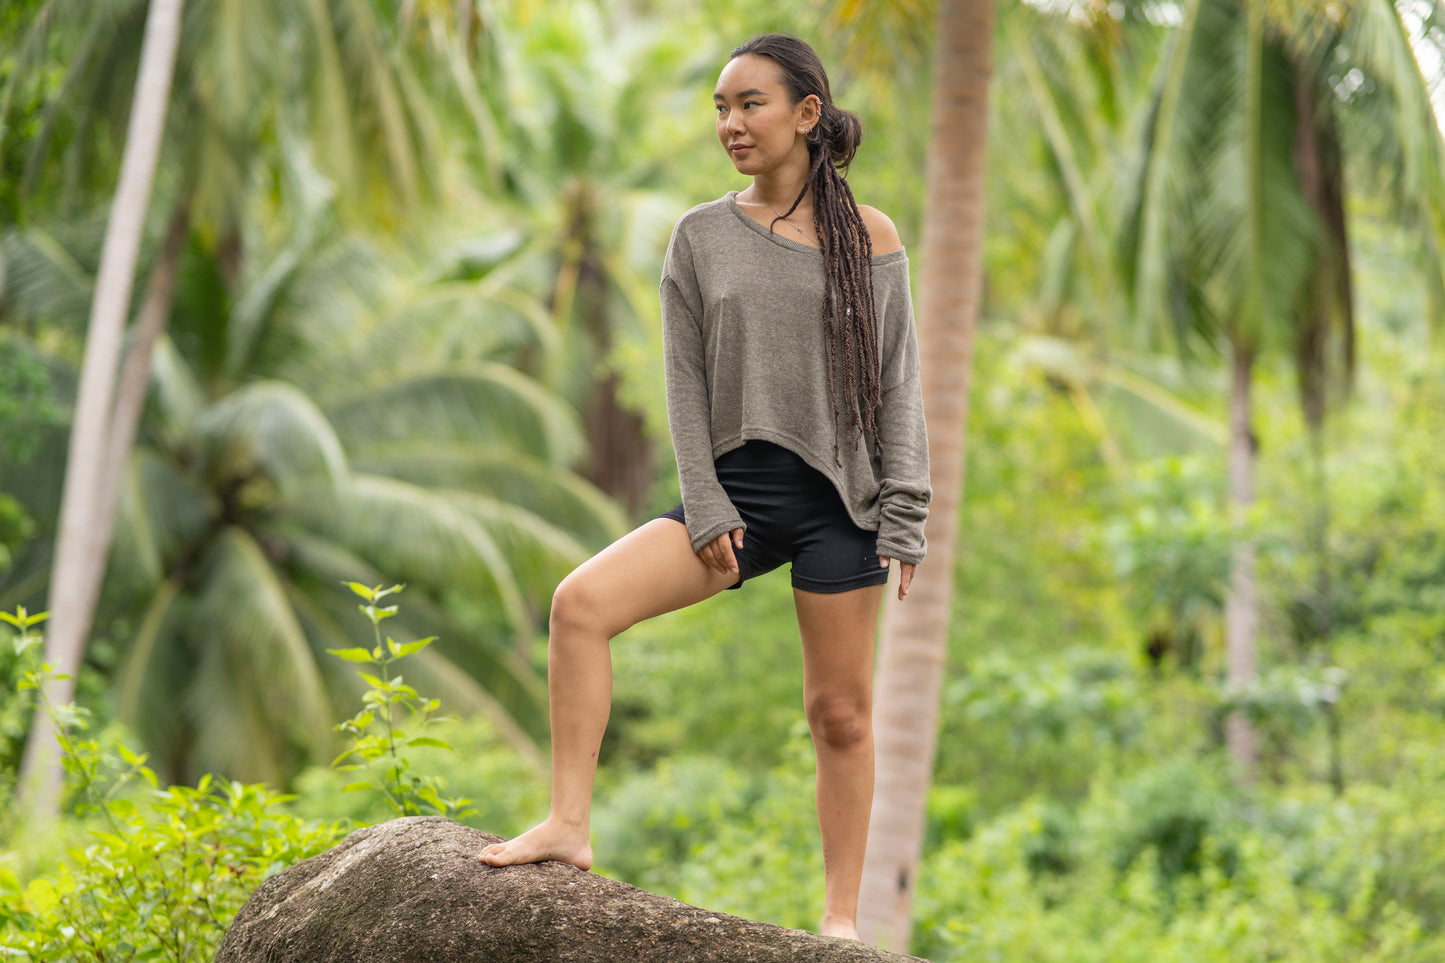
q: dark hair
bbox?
[730,33,881,460]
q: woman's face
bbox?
[713,54,816,177]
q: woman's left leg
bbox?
[793,582,887,941]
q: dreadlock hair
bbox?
[729,34,881,463]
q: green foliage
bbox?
[590,734,825,932]
[0,607,44,784]
[0,337,48,574]
[1,1,1443,958]
[1098,457,1231,671]
[0,607,341,961]
[328,582,474,820]
[0,337,57,465]
[289,711,545,833]
[607,572,805,770]
[0,578,507,958]
[909,758,1445,963]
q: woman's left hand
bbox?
[879,556,916,601]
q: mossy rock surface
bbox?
[214,815,931,963]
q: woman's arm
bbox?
[661,227,746,556]
[871,251,931,574]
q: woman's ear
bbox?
[800,94,821,133]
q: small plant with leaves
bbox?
[0,606,46,777]
[0,608,340,962]
[328,582,474,820]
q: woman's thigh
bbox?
[792,583,887,703]
[553,518,739,640]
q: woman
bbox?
[479,33,930,942]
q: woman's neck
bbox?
[748,162,812,213]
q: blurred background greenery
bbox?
[3,0,1445,959]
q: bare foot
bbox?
[476,819,594,871]
[820,917,860,941]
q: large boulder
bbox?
[214,816,931,962]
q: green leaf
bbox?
[395,637,436,657]
[406,737,452,750]
[345,581,378,601]
[108,798,139,821]
[117,743,146,766]
[24,878,58,914]
[327,647,377,663]
[342,781,375,793]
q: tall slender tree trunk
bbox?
[857,0,993,950]
[1224,340,1258,782]
[17,0,186,822]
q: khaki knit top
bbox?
[660,193,931,566]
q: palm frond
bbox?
[0,224,98,330]
[1347,0,1445,305]
[276,531,545,745]
[346,442,627,546]
[184,526,333,780]
[195,379,351,498]
[324,363,586,465]
[446,489,593,586]
[144,335,205,446]
[1123,0,1212,350]
[310,472,530,634]
[112,446,216,590]
[115,569,187,740]
[114,575,188,760]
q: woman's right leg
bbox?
[477,517,737,869]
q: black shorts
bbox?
[660,441,890,594]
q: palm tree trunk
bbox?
[107,200,190,481]
[17,0,186,823]
[856,0,993,950]
[1224,339,1258,782]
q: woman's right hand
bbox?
[697,528,745,575]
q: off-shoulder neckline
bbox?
[723,192,907,266]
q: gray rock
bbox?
[214,816,931,962]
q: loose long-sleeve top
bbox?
[661,193,931,566]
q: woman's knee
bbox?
[549,566,632,641]
[806,690,872,752]
[549,570,605,638]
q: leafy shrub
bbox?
[911,766,1445,963]
[328,581,474,819]
[0,584,482,960]
[0,608,341,961]
[590,727,825,932]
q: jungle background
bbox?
[3,0,1445,959]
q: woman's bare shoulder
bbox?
[857,205,903,254]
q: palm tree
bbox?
[473,8,707,516]
[1120,0,1445,778]
[3,0,444,816]
[3,188,626,784]
[11,0,186,824]
[853,0,996,950]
